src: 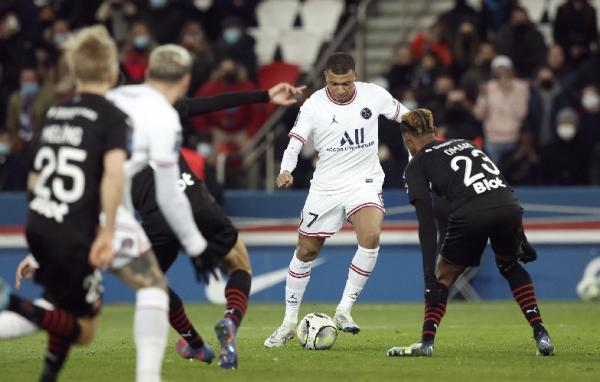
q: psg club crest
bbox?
[360,107,372,120]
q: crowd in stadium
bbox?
[0,0,599,191]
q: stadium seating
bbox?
[300,0,344,40]
[247,27,280,66]
[256,0,300,32]
[280,29,323,71]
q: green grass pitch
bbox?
[1,301,599,381]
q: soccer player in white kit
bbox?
[106,45,217,382]
[264,52,409,347]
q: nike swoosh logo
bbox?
[204,258,326,304]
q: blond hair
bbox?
[148,44,192,82]
[400,108,435,136]
[63,25,118,83]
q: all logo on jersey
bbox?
[360,108,372,120]
[340,128,365,146]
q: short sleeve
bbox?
[404,159,431,205]
[104,109,129,153]
[373,84,410,122]
[288,101,315,144]
[148,111,181,165]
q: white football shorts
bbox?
[298,185,384,238]
[108,206,152,269]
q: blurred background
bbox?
[0,0,599,303]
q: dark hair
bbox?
[325,52,355,74]
[400,108,435,136]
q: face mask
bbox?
[149,0,167,9]
[53,33,67,46]
[133,35,150,50]
[582,91,600,111]
[21,82,39,97]
[0,142,9,157]
[223,29,241,45]
[557,124,576,141]
[223,71,237,84]
[5,15,20,34]
[539,79,555,91]
[196,142,213,157]
[403,101,417,110]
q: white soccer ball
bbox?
[296,312,338,350]
[577,257,600,301]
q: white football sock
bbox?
[337,245,379,311]
[0,298,52,339]
[134,287,168,382]
[284,252,313,324]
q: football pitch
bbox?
[1,301,598,381]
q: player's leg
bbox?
[336,187,385,333]
[152,240,213,364]
[490,206,554,355]
[265,192,339,348]
[114,251,168,382]
[0,298,52,339]
[212,238,252,369]
[264,234,325,348]
[389,213,487,357]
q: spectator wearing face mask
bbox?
[450,21,479,81]
[191,59,261,156]
[580,84,600,146]
[444,89,482,143]
[179,20,215,96]
[474,55,529,164]
[541,108,592,185]
[96,0,137,46]
[121,21,154,84]
[527,67,570,148]
[0,9,35,122]
[215,17,257,81]
[495,6,547,78]
[5,67,55,155]
[460,41,496,102]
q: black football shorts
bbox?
[26,229,102,317]
[151,193,238,273]
[440,203,524,267]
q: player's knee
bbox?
[223,240,252,275]
[75,318,97,345]
[358,230,381,249]
[295,245,319,262]
[495,255,519,278]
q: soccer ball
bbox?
[577,257,600,301]
[296,312,338,350]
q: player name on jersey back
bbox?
[28,93,128,243]
[405,139,517,212]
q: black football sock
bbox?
[168,288,204,349]
[224,270,251,327]
[39,334,71,382]
[421,283,449,343]
[499,262,544,330]
[8,295,81,341]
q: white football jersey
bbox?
[289,82,409,194]
[107,84,182,209]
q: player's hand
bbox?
[518,234,537,264]
[89,228,114,268]
[268,83,306,106]
[15,255,37,290]
[276,171,294,188]
[190,253,220,285]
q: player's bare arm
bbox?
[89,148,126,267]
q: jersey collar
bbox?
[325,85,357,106]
